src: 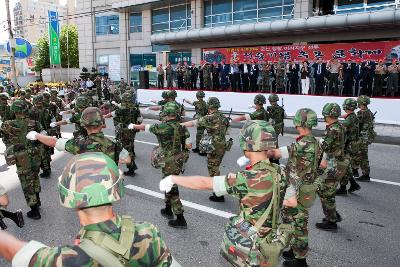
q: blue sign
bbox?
[6,37,33,59]
[0,59,10,65]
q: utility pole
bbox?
[5,0,19,88]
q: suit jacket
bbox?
[354,64,363,80]
[362,61,376,78]
[342,63,355,78]
[249,65,259,78]
[239,64,251,75]
[313,63,327,78]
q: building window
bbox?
[130,12,142,33]
[151,3,191,33]
[204,0,294,27]
[334,0,397,14]
[95,15,119,36]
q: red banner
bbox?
[203,41,400,63]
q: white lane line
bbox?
[125,184,235,219]
[61,132,400,188]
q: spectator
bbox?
[300,61,310,94]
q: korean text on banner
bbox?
[48,10,61,65]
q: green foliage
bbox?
[33,35,50,72]
[60,24,79,68]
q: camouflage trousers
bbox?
[162,160,184,215]
[204,76,212,90]
[354,142,370,176]
[261,77,271,92]
[195,126,205,149]
[16,153,41,207]
[282,205,309,259]
[40,145,53,171]
[276,76,284,91]
[207,150,226,176]
[118,130,137,171]
[317,158,348,223]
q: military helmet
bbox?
[58,152,124,209]
[43,91,51,99]
[196,90,205,98]
[161,91,169,99]
[19,89,26,96]
[168,90,177,99]
[322,103,341,118]
[25,88,32,94]
[293,108,318,128]
[121,92,133,104]
[254,94,266,105]
[357,95,370,106]
[207,97,221,109]
[268,94,279,102]
[0,92,10,100]
[10,99,28,113]
[239,120,277,151]
[75,96,90,110]
[162,102,179,116]
[33,94,44,105]
[80,107,104,127]
[50,88,58,95]
[342,98,358,111]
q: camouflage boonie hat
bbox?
[322,103,341,117]
[161,91,169,99]
[75,96,90,110]
[196,90,205,98]
[163,102,179,116]
[293,108,318,128]
[33,94,44,105]
[207,97,220,109]
[254,94,266,105]
[239,120,277,152]
[268,94,279,102]
[342,98,358,111]
[58,152,124,209]
[0,92,10,100]
[168,90,177,98]
[10,99,28,113]
[80,107,104,127]
[357,95,370,105]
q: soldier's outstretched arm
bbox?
[26,131,57,148]
[160,175,213,192]
[180,120,197,128]
[183,99,193,105]
[149,106,162,111]
[231,115,247,123]
[128,123,146,131]
[0,231,27,262]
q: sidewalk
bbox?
[140,108,400,145]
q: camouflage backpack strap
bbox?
[78,215,135,266]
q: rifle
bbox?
[281,97,285,136]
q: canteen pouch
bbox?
[225,138,233,152]
[199,133,215,154]
[298,183,318,208]
[220,215,257,267]
[150,146,164,169]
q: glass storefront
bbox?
[95,15,119,36]
[130,54,157,86]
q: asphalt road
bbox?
[1,117,400,267]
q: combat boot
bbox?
[27,205,41,220]
[336,185,348,196]
[357,174,370,182]
[168,214,187,229]
[199,152,207,156]
[160,204,174,219]
[40,169,51,178]
[352,169,359,178]
[192,148,200,153]
[315,221,337,231]
[322,211,342,223]
[282,249,295,260]
[348,178,361,193]
[209,193,225,202]
[283,258,308,267]
[1,209,24,228]
[124,168,136,176]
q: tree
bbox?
[80,67,90,80]
[60,24,79,68]
[33,35,50,72]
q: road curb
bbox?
[142,113,400,146]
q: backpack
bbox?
[78,215,135,267]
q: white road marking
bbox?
[61,131,400,187]
[125,184,235,219]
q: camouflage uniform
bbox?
[1,100,42,218]
[317,103,348,225]
[197,97,229,177]
[149,103,191,216]
[113,93,142,174]
[355,96,375,181]
[248,95,269,121]
[203,63,212,90]
[68,97,90,139]
[19,90,33,110]
[261,64,271,92]
[214,120,289,266]
[0,93,14,146]
[280,109,320,263]
[275,63,286,92]
[50,89,63,138]
[43,92,59,137]
[20,152,174,266]
[267,94,285,136]
[30,95,55,176]
[192,91,208,150]
[56,107,124,164]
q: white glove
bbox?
[59,111,65,116]
[26,131,38,141]
[159,175,174,193]
[237,156,251,167]
[145,107,150,112]
[128,123,135,130]
[50,122,57,128]
[111,101,117,105]
[248,104,255,109]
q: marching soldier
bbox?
[181,97,231,202]
[232,94,269,123]
[183,90,208,154]
[129,102,192,228]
